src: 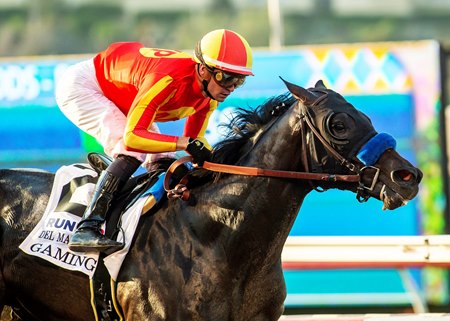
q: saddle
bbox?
[87,152,113,174]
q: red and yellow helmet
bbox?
[195,29,253,76]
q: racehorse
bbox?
[0,79,422,321]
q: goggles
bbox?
[207,67,246,89]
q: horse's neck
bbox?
[197,138,309,270]
[213,175,308,254]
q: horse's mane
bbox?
[150,92,296,185]
[212,92,295,165]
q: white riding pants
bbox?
[55,59,174,170]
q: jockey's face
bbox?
[207,73,237,102]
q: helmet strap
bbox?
[202,79,215,100]
[197,64,216,100]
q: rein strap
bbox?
[164,156,360,199]
[202,161,360,182]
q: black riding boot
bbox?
[68,170,123,253]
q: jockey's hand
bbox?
[186,138,211,166]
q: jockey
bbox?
[55,29,254,253]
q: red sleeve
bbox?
[183,100,218,149]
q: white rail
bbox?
[281,235,450,313]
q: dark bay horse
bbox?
[0,79,422,321]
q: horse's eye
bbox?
[326,113,354,140]
[331,122,346,134]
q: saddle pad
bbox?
[19,163,146,280]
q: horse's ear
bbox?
[315,80,327,89]
[279,77,318,105]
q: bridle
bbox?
[295,99,381,202]
[164,100,382,203]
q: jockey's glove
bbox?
[186,138,211,166]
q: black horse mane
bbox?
[150,92,296,185]
[212,92,296,165]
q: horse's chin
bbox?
[380,185,409,211]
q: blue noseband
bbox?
[357,133,397,166]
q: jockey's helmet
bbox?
[195,29,253,76]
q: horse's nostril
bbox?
[393,169,421,183]
[399,170,413,181]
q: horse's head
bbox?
[281,78,422,210]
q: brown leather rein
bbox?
[204,157,360,182]
[163,155,360,201]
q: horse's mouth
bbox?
[380,184,409,210]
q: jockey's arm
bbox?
[182,99,218,150]
[123,76,216,154]
[123,76,180,153]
